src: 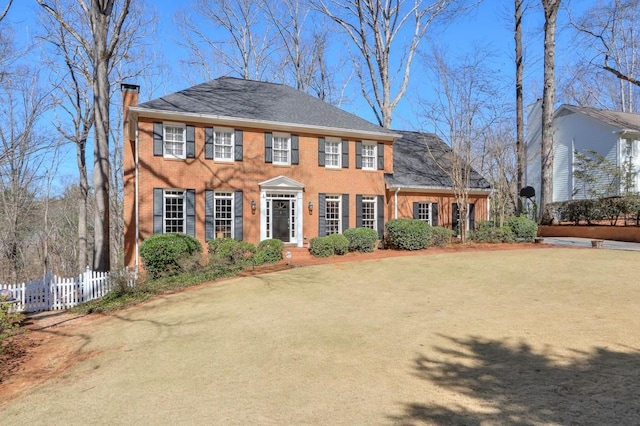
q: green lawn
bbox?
[2,248,640,425]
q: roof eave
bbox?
[385,183,492,195]
[128,107,400,141]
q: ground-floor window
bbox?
[214,192,233,238]
[325,195,342,234]
[413,202,438,226]
[361,196,376,230]
[164,190,185,233]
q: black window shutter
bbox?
[291,134,299,165]
[469,203,475,231]
[452,203,459,235]
[377,195,384,238]
[342,194,349,231]
[153,188,164,233]
[355,141,362,169]
[342,139,349,168]
[265,132,273,163]
[318,137,325,166]
[377,143,384,170]
[318,193,326,236]
[356,195,363,227]
[186,189,196,236]
[432,203,438,226]
[413,202,419,219]
[205,127,214,159]
[205,190,214,241]
[234,129,243,161]
[186,125,195,158]
[153,122,163,156]
[234,190,243,240]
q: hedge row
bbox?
[469,216,538,243]
[384,219,453,250]
[548,195,640,225]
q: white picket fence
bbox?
[0,268,135,313]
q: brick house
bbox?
[122,77,491,268]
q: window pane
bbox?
[164,125,185,157]
[362,144,376,169]
[326,195,341,234]
[326,141,341,167]
[273,135,290,164]
[362,196,376,229]
[215,130,234,160]
[215,192,233,238]
[417,202,431,224]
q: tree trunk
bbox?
[78,140,88,271]
[92,3,111,272]
[540,0,561,224]
[515,0,524,215]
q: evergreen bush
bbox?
[506,215,538,242]
[343,227,378,253]
[139,234,203,279]
[385,219,431,250]
[470,222,514,243]
[254,239,284,265]
[430,226,453,247]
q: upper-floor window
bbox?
[362,142,377,170]
[164,124,186,159]
[273,133,291,165]
[214,127,234,161]
[624,138,637,159]
[164,189,185,233]
[325,139,341,168]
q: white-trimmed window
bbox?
[325,195,342,234]
[214,127,234,161]
[164,123,186,159]
[362,142,377,170]
[214,191,234,238]
[273,133,291,165]
[164,190,185,233]
[325,139,341,168]
[417,202,432,224]
[361,196,376,230]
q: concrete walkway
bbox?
[542,236,640,251]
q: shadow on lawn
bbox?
[391,335,640,425]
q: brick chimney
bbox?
[121,83,139,143]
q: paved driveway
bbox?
[542,236,640,251]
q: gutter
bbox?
[128,107,401,141]
[135,121,140,275]
[386,184,492,195]
[394,187,400,219]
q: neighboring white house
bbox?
[525,101,640,202]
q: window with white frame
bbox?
[164,190,185,233]
[273,133,291,165]
[325,195,342,234]
[361,196,376,230]
[362,142,377,170]
[214,128,234,161]
[416,202,432,225]
[214,192,234,238]
[163,123,186,159]
[325,139,341,168]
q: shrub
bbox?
[470,221,514,243]
[430,226,453,247]
[309,236,334,257]
[140,234,203,279]
[385,219,431,250]
[254,239,284,265]
[343,227,378,253]
[208,238,256,266]
[326,234,349,255]
[0,293,23,354]
[506,215,538,242]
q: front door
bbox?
[273,200,290,242]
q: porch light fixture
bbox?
[308,201,314,214]
[251,200,257,214]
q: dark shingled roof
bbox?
[385,130,491,190]
[136,77,393,136]
[562,105,640,132]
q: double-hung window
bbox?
[362,142,377,170]
[273,133,291,165]
[214,127,234,161]
[164,190,185,233]
[164,123,186,159]
[416,202,432,224]
[214,192,234,238]
[325,139,341,168]
[361,196,376,230]
[325,195,342,234]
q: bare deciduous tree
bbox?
[539,0,561,224]
[515,0,525,214]
[314,0,463,128]
[177,0,276,81]
[38,0,138,271]
[421,47,501,242]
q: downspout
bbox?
[394,187,400,219]
[135,121,140,276]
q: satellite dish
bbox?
[519,186,535,198]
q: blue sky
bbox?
[5,0,594,189]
